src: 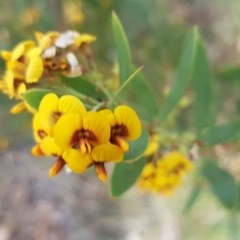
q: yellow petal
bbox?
[1,51,11,61]
[91,143,123,163]
[4,71,14,98]
[26,56,43,83]
[38,93,59,126]
[83,112,110,145]
[31,144,44,156]
[35,31,59,49]
[144,134,160,157]
[16,82,27,98]
[99,109,116,126]
[39,136,63,156]
[114,105,142,140]
[62,148,92,173]
[10,101,26,114]
[11,41,35,61]
[94,163,107,182]
[54,113,82,149]
[113,136,129,152]
[58,95,86,115]
[33,112,50,142]
[49,157,66,177]
[75,34,96,47]
[26,47,42,58]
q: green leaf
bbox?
[61,75,106,100]
[112,11,132,85]
[23,89,52,110]
[217,66,240,81]
[201,121,240,146]
[110,157,147,197]
[201,160,238,209]
[124,129,149,162]
[192,38,214,135]
[159,27,199,120]
[121,72,159,121]
[183,185,202,214]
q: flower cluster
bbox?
[138,151,193,195]
[0,30,96,113]
[32,93,142,181]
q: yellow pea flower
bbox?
[0,41,44,101]
[53,112,123,181]
[138,151,193,195]
[100,105,142,152]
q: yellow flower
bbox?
[0,41,44,101]
[37,93,86,132]
[53,112,123,181]
[100,105,142,152]
[138,151,193,195]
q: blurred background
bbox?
[1,0,240,239]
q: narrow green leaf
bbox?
[114,66,143,98]
[110,157,147,197]
[192,39,214,135]
[123,72,159,121]
[23,89,52,110]
[159,27,198,120]
[183,185,202,214]
[217,66,240,81]
[61,76,106,101]
[124,129,149,162]
[112,11,132,85]
[201,160,238,209]
[201,121,240,146]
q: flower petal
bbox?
[62,148,92,173]
[99,109,116,127]
[11,41,35,61]
[54,113,82,149]
[94,163,107,182]
[91,143,123,163]
[10,101,27,114]
[26,56,43,83]
[114,105,141,140]
[83,112,110,145]
[58,95,86,115]
[39,136,63,156]
[38,93,59,126]
[33,112,50,142]
[49,157,66,177]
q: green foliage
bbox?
[112,11,132,85]
[201,160,238,209]
[110,157,147,197]
[159,27,198,120]
[23,89,52,110]
[192,39,214,135]
[123,129,149,162]
[111,11,158,120]
[201,121,240,146]
[61,75,107,100]
[183,185,202,213]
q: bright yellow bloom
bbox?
[53,112,123,181]
[0,41,44,101]
[138,151,193,195]
[100,105,142,152]
[32,93,88,176]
